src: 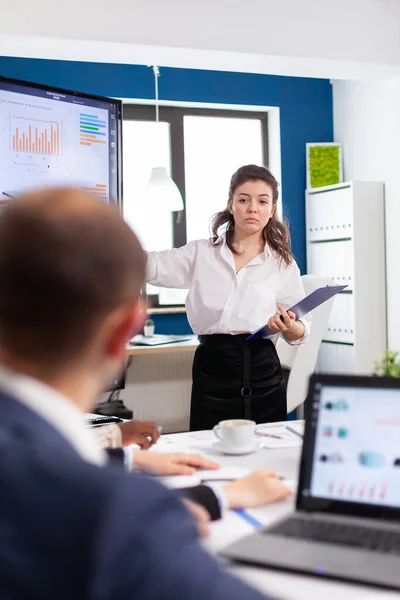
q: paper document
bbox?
[130,334,193,346]
[247,284,348,341]
[158,466,251,489]
[158,466,295,490]
[256,420,304,448]
[152,430,216,455]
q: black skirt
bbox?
[189,334,287,431]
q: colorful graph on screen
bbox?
[80,113,107,147]
[0,80,118,203]
[11,116,60,156]
[81,184,108,199]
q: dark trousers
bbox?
[189,334,287,431]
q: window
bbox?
[184,115,264,241]
[122,120,173,252]
[123,105,268,306]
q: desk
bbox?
[126,335,199,357]
[124,336,198,432]
[153,428,398,600]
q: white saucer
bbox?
[212,439,262,455]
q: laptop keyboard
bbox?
[85,414,123,426]
[267,517,400,555]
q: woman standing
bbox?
[146,165,310,430]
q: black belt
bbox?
[241,343,252,420]
[198,334,249,346]
[198,334,253,420]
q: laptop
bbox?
[221,374,400,590]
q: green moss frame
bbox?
[306,143,343,189]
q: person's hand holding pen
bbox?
[204,469,292,509]
[133,451,291,507]
[181,472,291,538]
[267,304,305,342]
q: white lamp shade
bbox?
[145,167,184,212]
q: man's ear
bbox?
[105,300,147,361]
[131,297,147,336]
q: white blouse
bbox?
[146,235,310,345]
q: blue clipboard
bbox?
[246,284,348,341]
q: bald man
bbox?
[0,188,281,600]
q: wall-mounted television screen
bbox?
[0,76,122,208]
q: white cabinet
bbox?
[306,182,386,375]
[308,239,353,291]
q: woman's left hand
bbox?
[267,304,296,332]
[267,305,305,341]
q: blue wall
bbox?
[151,313,192,335]
[0,57,333,334]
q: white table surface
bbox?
[126,335,199,356]
[152,424,398,600]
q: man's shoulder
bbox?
[2,405,160,501]
[0,392,179,556]
[0,397,192,599]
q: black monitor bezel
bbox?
[104,369,126,393]
[297,373,400,521]
[0,75,123,211]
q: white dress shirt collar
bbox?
[0,365,106,466]
[218,232,271,268]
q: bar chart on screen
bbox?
[10,115,61,156]
[78,113,110,201]
[327,479,389,502]
[80,113,107,147]
[80,184,108,200]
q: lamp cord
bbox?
[149,65,183,218]
[152,65,160,123]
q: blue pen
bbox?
[233,509,263,530]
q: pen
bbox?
[286,425,304,439]
[200,478,236,484]
[233,509,263,530]
[202,476,287,483]
[255,431,284,440]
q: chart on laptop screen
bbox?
[310,386,400,508]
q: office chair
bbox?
[276,274,334,414]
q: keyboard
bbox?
[85,413,123,426]
[267,517,400,555]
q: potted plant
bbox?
[373,350,400,378]
[144,318,155,337]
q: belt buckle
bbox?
[241,385,252,397]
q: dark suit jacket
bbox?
[0,391,272,600]
[106,448,222,520]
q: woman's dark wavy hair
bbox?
[210,164,293,266]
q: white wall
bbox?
[2,0,399,61]
[333,81,387,181]
[333,78,400,350]
[2,0,400,63]
[2,0,400,81]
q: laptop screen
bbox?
[298,375,400,518]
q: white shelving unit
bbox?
[305,181,387,375]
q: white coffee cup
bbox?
[213,419,256,450]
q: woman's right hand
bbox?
[222,469,292,509]
[118,420,160,449]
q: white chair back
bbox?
[276,274,334,414]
